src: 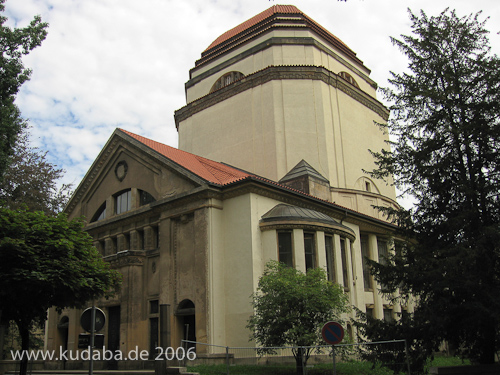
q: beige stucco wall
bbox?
[178,76,395,203]
[206,191,403,350]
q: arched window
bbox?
[339,71,359,88]
[139,190,156,206]
[91,202,106,222]
[210,71,244,93]
[115,189,131,214]
[176,299,196,350]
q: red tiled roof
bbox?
[119,129,252,186]
[118,129,397,228]
[202,5,357,62]
[205,5,302,51]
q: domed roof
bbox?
[260,204,356,240]
[261,204,336,225]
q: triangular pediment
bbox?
[65,129,233,221]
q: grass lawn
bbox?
[187,356,470,375]
[187,361,394,375]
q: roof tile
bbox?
[119,129,252,185]
[202,4,356,62]
[204,5,302,52]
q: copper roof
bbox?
[119,129,252,186]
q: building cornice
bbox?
[175,65,389,129]
[188,37,374,88]
[198,13,364,69]
[219,177,398,234]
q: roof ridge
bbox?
[203,5,302,53]
[117,129,396,227]
[118,129,252,185]
[200,5,359,66]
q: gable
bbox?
[65,131,205,221]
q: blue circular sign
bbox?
[321,321,344,345]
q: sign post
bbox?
[80,305,106,375]
[321,322,344,375]
[90,303,95,375]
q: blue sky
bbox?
[6,0,500,206]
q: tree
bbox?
[0,129,72,215]
[247,261,350,374]
[0,0,48,180]
[364,8,500,367]
[0,207,121,375]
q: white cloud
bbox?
[5,0,500,204]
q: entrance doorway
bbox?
[107,306,120,370]
[176,300,195,350]
[57,316,69,368]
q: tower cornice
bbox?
[174,65,389,129]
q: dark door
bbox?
[107,306,120,369]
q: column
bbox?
[293,229,306,273]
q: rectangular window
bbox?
[366,307,374,319]
[377,239,388,264]
[278,231,293,267]
[98,240,105,256]
[137,228,144,250]
[149,317,158,359]
[361,235,372,290]
[111,237,117,255]
[153,225,159,249]
[150,300,159,314]
[325,235,335,282]
[340,238,349,289]
[378,239,389,291]
[116,190,131,214]
[304,233,316,270]
[383,307,394,323]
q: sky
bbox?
[5,0,500,204]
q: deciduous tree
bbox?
[0,129,72,215]
[0,0,48,180]
[0,208,121,375]
[364,8,500,368]
[247,261,349,375]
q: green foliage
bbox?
[364,8,500,366]
[0,0,48,179]
[353,308,430,374]
[0,207,121,340]
[0,129,72,215]
[247,261,350,373]
[187,361,394,375]
[2,321,44,359]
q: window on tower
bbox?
[210,71,245,93]
[339,71,359,88]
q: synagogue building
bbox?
[44,5,408,365]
